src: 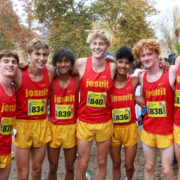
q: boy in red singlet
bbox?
[74,30,116,180]
[173,24,180,179]
[133,39,176,180]
[48,48,79,180]
[13,39,55,180]
[110,46,139,180]
[0,50,19,180]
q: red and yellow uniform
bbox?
[77,57,114,142]
[111,77,139,147]
[0,84,16,168]
[174,63,180,144]
[13,68,51,148]
[141,71,174,148]
[49,76,78,148]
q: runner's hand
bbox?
[105,57,116,63]
[18,62,29,70]
[159,60,170,71]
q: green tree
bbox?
[91,0,157,54]
[175,41,180,55]
[34,0,93,58]
[0,0,36,56]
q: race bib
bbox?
[55,104,74,120]
[28,99,47,116]
[112,107,131,123]
[0,117,14,135]
[175,90,180,107]
[147,101,167,117]
[86,91,107,108]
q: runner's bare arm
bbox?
[110,62,116,79]
[175,56,180,67]
[159,59,170,71]
[75,76,80,91]
[132,76,139,94]
[73,58,87,79]
[169,65,177,90]
[46,64,56,83]
[135,72,145,107]
[13,68,22,92]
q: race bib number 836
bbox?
[112,107,131,123]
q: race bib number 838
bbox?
[175,90,180,107]
[147,101,167,117]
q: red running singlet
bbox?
[0,84,16,155]
[49,76,79,125]
[143,71,174,135]
[16,67,50,120]
[78,57,113,123]
[111,77,136,126]
[174,63,180,126]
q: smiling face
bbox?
[28,48,49,70]
[139,48,159,69]
[116,58,131,76]
[90,37,109,59]
[0,56,18,78]
[56,57,72,75]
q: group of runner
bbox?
[1,26,180,180]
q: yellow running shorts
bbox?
[77,119,113,142]
[49,122,77,149]
[13,119,52,148]
[111,122,139,147]
[141,129,173,148]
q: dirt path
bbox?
[9,127,178,180]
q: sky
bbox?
[12,0,180,37]
[154,0,180,11]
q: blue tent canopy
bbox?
[105,51,116,60]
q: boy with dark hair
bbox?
[110,46,139,180]
[48,48,78,180]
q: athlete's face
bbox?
[116,58,131,76]
[90,38,109,59]
[0,56,18,78]
[28,48,49,70]
[56,57,72,75]
[139,49,159,69]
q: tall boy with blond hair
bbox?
[75,30,116,180]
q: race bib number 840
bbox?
[86,91,107,108]
[147,101,167,117]
[28,99,46,116]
